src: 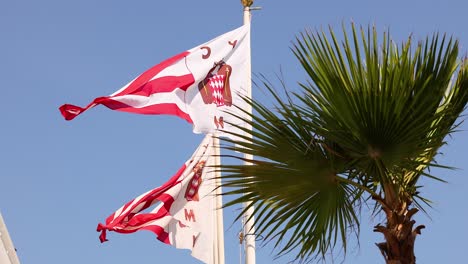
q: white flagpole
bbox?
[213,134,225,264]
[242,2,256,264]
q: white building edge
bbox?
[0,213,20,264]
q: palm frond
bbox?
[219,23,468,262]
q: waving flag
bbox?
[96,135,221,263]
[60,25,250,137]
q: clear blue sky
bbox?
[1,0,467,263]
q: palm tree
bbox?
[219,24,468,263]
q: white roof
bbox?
[0,213,20,264]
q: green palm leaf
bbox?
[219,23,468,262]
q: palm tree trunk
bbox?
[373,190,425,264]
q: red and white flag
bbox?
[60,25,250,137]
[97,135,220,263]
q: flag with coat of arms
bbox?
[59,24,251,139]
[97,135,221,264]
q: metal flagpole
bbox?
[241,1,259,264]
[213,134,225,264]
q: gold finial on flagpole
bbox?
[241,0,253,7]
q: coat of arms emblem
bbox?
[198,60,233,128]
[184,160,206,201]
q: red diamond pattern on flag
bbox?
[209,74,226,107]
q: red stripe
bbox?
[157,193,176,210]
[103,164,187,227]
[124,196,175,228]
[59,103,89,121]
[59,86,195,123]
[113,51,190,97]
[141,225,171,245]
[131,74,195,96]
[97,98,193,124]
[59,51,193,121]
[102,224,171,244]
[114,103,193,124]
[97,160,194,244]
[127,211,170,227]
